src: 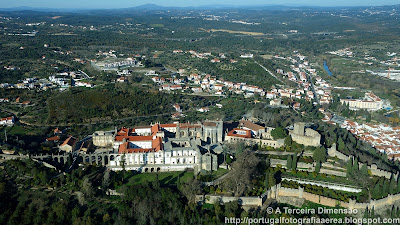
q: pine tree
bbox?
[313,147,327,163]
[284,136,292,150]
[315,161,321,173]
[268,173,276,187]
[389,175,396,194]
[397,176,400,193]
[372,183,381,199]
[352,157,359,172]
[287,155,293,170]
[264,172,269,188]
[383,180,389,197]
[292,154,298,171]
[346,158,353,177]
[338,137,345,151]
[363,207,369,219]
[371,207,375,218]
[266,158,271,168]
[391,206,396,218]
[360,164,368,176]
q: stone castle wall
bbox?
[290,123,321,147]
[328,144,399,180]
[271,183,400,210]
[195,194,263,206]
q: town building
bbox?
[0,116,14,126]
[59,136,77,152]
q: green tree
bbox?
[346,158,353,177]
[315,161,321,173]
[268,173,276,188]
[338,137,345,151]
[390,176,396,194]
[313,147,327,163]
[352,158,359,172]
[360,164,368,176]
[292,154,298,171]
[366,113,372,122]
[383,180,389,197]
[264,172,269,188]
[372,183,381,199]
[284,135,292,149]
[397,176,400,193]
[72,206,80,221]
[271,127,288,140]
[287,155,293,170]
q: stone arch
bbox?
[60,157,64,164]
[145,168,149,172]
[157,167,161,172]
[151,168,154,173]
[102,155,107,165]
[189,131,194,137]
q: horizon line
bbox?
[1,3,399,10]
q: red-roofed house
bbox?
[0,116,14,126]
[46,136,60,142]
[59,136,77,152]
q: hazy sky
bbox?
[2,0,399,9]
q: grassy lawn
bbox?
[127,171,194,185]
[211,168,229,178]
[6,125,43,136]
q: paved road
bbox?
[78,70,91,79]
[304,69,319,103]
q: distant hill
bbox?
[0,3,399,13]
[129,4,167,10]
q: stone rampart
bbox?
[272,183,400,210]
[196,194,263,206]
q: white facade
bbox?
[109,148,199,171]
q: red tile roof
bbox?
[60,136,76,147]
[115,135,153,142]
[46,136,60,142]
[160,123,177,128]
[239,120,264,131]
[118,136,163,153]
[151,124,160,135]
[227,129,251,138]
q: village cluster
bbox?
[144,49,399,160]
[0,70,94,91]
